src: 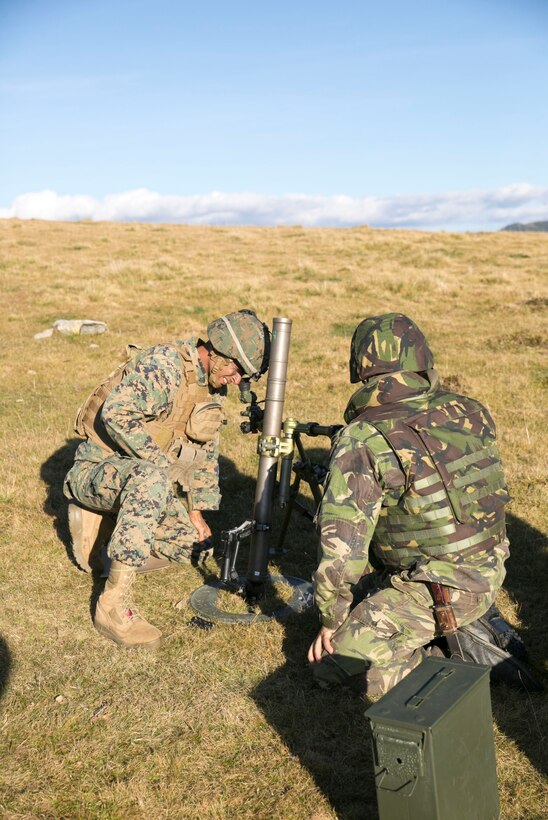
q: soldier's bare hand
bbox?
[189,510,212,542]
[308,626,336,663]
[191,537,214,565]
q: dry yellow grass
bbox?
[0,218,547,818]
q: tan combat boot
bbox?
[94,560,162,649]
[100,551,172,578]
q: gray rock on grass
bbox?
[34,320,108,339]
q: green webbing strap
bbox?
[436,522,505,553]
[446,443,497,472]
[405,488,448,510]
[389,522,457,543]
[420,506,453,522]
[385,505,452,524]
[375,542,424,561]
[453,462,502,488]
[414,471,441,490]
[375,522,504,560]
[414,446,500,492]
[464,475,507,501]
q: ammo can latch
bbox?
[373,727,425,796]
[372,668,457,796]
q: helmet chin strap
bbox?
[219,314,257,377]
[208,351,234,389]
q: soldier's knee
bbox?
[451,589,494,626]
[343,602,403,645]
[330,604,418,674]
[126,461,171,498]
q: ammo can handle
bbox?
[376,769,420,797]
[405,668,455,709]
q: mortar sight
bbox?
[239,396,264,434]
[238,378,255,404]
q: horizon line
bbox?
[1,185,547,233]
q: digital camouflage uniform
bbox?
[64,310,269,650]
[312,313,510,696]
[64,339,222,566]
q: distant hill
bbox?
[501,220,548,232]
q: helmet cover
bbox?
[349,312,434,383]
[207,310,270,377]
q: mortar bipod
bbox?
[188,513,314,624]
[275,421,341,554]
[219,519,254,590]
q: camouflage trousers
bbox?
[312,566,504,697]
[64,455,198,567]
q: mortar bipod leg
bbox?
[274,472,302,554]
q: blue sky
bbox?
[1,0,547,230]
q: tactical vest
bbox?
[74,341,216,456]
[357,391,510,567]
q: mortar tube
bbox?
[246,317,292,592]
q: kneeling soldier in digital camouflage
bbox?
[308,312,514,695]
[64,309,270,649]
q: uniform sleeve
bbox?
[101,346,181,469]
[187,436,221,511]
[313,431,384,629]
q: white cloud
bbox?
[1,184,547,231]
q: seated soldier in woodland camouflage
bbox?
[308,312,532,695]
[64,310,270,650]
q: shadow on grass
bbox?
[216,446,379,817]
[40,437,81,561]
[250,511,547,815]
[251,610,378,820]
[0,637,11,702]
[504,513,547,664]
[38,444,269,617]
[40,438,108,621]
[492,512,548,776]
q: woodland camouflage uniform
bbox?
[312,313,510,695]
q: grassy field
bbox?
[0,218,547,819]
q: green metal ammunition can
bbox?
[365,657,499,820]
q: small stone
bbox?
[89,343,99,349]
[27,370,37,375]
[34,328,54,340]
[80,320,108,335]
[54,694,67,704]
[53,319,108,336]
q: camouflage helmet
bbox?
[349,313,434,383]
[207,309,270,378]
